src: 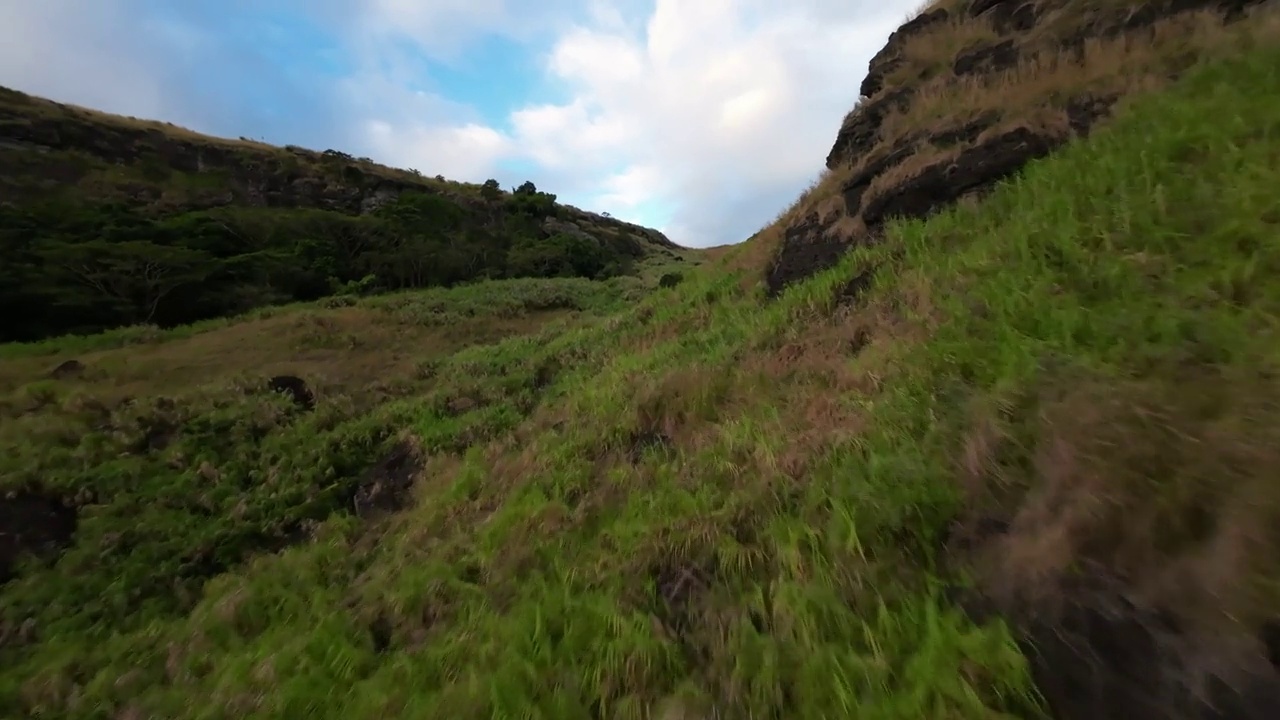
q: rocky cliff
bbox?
[765,0,1269,295]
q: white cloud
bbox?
[485,0,916,246]
[0,0,920,248]
[0,0,165,120]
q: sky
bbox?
[0,0,919,248]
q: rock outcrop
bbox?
[767,0,1271,296]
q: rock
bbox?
[1066,94,1120,137]
[860,8,952,98]
[0,490,77,583]
[1015,569,1280,720]
[826,88,914,169]
[861,126,1061,230]
[351,440,421,518]
[765,213,858,297]
[48,359,84,379]
[841,140,919,217]
[969,0,1042,33]
[266,375,314,411]
[658,272,684,289]
[953,39,1020,77]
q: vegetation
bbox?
[0,88,681,343]
[2,23,1278,717]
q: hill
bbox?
[3,0,1280,718]
[0,86,687,343]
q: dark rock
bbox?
[47,359,84,379]
[836,268,877,307]
[841,140,918,217]
[765,213,856,297]
[826,88,914,169]
[970,0,1042,33]
[627,430,673,464]
[351,441,421,518]
[1016,573,1280,720]
[0,490,76,583]
[266,375,315,411]
[1066,94,1120,137]
[953,39,1020,77]
[932,111,1002,147]
[861,126,1061,230]
[860,8,952,98]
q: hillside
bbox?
[3,0,1280,718]
[0,86,686,343]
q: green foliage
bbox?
[0,186,634,342]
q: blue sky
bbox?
[0,0,915,247]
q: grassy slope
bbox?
[3,26,1280,720]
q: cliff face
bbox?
[765,0,1268,295]
[0,87,681,342]
[764,1,1280,719]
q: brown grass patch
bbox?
[884,9,1256,141]
[0,306,568,406]
[882,15,1003,90]
[961,367,1280,647]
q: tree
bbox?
[481,178,503,201]
[514,180,538,196]
[38,240,215,324]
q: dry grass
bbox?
[5,4,1280,719]
[0,304,569,402]
[964,369,1280,648]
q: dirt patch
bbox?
[0,490,77,583]
[351,440,422,518]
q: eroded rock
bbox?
[861,126,1061,230]
[860,8,952,98]
[765,213,857,297]
[953,39,1021,77]
[826,88,914,170]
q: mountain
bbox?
[3,0,1280,718]
[0,86,685,343]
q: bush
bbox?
[658,272,684,289]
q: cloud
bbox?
[0,0,919,247]
[353,0,916,245]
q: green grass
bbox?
[3,37,1280,720]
